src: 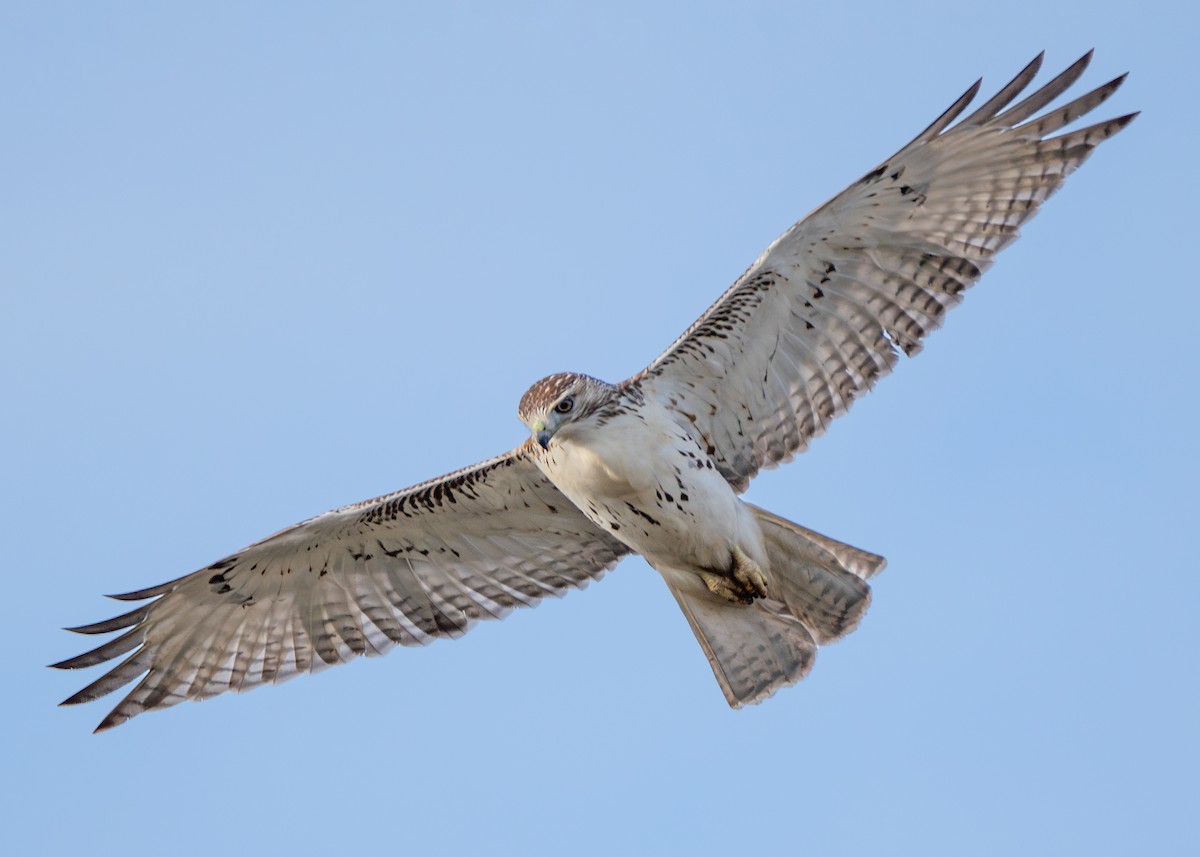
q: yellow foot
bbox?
[731,546,769,599]
[700,548,768,604]
[701,570,751,604]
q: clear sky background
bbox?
[4,2,1195,854]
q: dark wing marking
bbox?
[53,443,628,731]
[629,52,1135,491]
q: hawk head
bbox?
[518,372,614,450]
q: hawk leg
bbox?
[700,546,769,604]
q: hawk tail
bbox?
[664,505,883,707]
[750,503,884,643]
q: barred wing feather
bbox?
[53,445,628,732]
[634,52,1135,492]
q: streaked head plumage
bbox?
[517,373,615,448]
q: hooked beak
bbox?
[533,420,552,450]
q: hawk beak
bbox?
[532,419,552,450]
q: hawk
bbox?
[55,52,1134,731]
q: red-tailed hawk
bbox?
[55,52,1134,732]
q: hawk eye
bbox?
[555,397,575,415]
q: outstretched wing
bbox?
[630,52,1136,492]
[53,444,628,732]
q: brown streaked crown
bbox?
[518,372,585,423]
[517,372,622,425]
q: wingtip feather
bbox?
[63,603,152,636]
[93,709,132,734]
[960,52,1047,126]
[105,571,191,601]
[911,77,983,144]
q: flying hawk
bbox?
[55,52,1135,732]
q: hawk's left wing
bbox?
[53,444,628,732]
[629,52,1135,492]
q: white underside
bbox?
[533,399,767,579]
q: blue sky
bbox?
[4,2,1195,854]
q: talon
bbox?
[731,546,768,599]
[700,549,768,604]
[701,571,752,604]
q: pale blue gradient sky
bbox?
[4,3,1195,855]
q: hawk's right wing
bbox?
[631,52,1135,492]
[53,442,628,732]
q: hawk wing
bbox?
[630,52,1135,492]
[53,444,628,732]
